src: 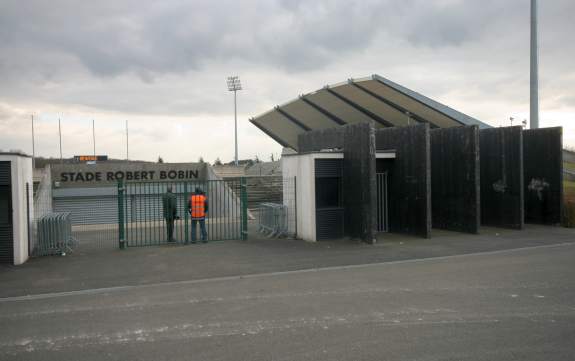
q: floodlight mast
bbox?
[530,0,539,129]
[227,76,242,166]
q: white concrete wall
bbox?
[282,155,315,241]
[282,152,343,242]
[283,155,314,241]
[0,154,33,265]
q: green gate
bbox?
[118,179,248,248]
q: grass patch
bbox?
[564,201,575,228]
[564,180,575,227]
[565,162,575,171]
[565,180,575,195]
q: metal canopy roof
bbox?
[250,74,490,150]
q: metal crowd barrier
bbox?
[35,212,77,256]
[258,203,288,237]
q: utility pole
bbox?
[58,117,63,164]
[126,120,129,164]
[530,0,540,129]
[92,119,96,159]
[31,114,36,169]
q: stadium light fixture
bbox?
[227,76,242,166]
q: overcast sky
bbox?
[0,0,573,163]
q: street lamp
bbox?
[227,76,242,166]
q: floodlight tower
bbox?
[530,0,539,129]
[227,76,242,166]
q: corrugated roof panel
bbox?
[331,83,410,127]
[253,110,302,149]
[281,100,338,129]
[357,79,460,128]
[250,74,492,149]
[373,75,490,128]
[306,89,375,125]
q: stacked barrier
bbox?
[35,212,77,256]
[258,203,289,237]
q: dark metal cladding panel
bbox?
[0,161,13,264]
[0,161,11,185]
[0,225,14,264]
[430,126,480,233]
[315,159,343,178]
[479,126,524,229]
[343,122,377,243]
[375,124,431,238]
[523,127,563,224]
[298,127,344,153]
[316,208,344,240]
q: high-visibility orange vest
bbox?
[190,194,206,219]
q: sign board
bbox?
[51,162,207,188]
[74,155,109,162]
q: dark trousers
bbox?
[191,218,207,242]
[165,218,175,241]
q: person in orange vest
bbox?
[188,187,208,243]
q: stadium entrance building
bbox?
[51,162,209,225]
[45,161,248,249]
[251,75,564,243]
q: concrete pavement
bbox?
[1,241,574,360]
[0,224,574,298]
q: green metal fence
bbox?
[118,179,247,248]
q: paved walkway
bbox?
[0,224,573,299]
[1,236,574,360]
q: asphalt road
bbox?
[1,242,574,360]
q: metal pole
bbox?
[31,114,36,169]
[92,119,96,158]
[126,120,129,164]
[530,0,539,129]
[234,90,238,166]
[58,118,63,164]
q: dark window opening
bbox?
[315,177,342,208]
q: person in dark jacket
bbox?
[162,185,178,242]
[188,187,208,243]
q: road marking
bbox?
[1,241,573,303]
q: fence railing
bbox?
[34,212,77,256]
[31,166,53,256]
[258,203,290,237]
[118,178,248,248]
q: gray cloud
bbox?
[1,0,540,80]
[2,0,573,83]
[0,0,574,161]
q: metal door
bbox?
[0,161,13,264]
[376,172,389,233]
